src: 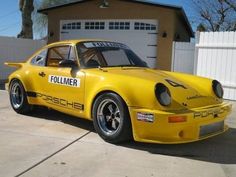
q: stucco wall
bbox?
[45,0,191,70]
[174,12,191,42]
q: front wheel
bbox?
[92,93,132,143]
[9,79,32,114]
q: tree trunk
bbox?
[17,0,34,39]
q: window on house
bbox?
[62,22,81,30]
[134,22,156,31]
[85,22,105,30]
[109,22,130,30]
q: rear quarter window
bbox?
[31,49,47,66]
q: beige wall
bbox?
[173,12,191,42]
[45,0,191,70]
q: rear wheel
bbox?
[9,79,32,114]
[92,92,132,143]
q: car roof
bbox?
[46,39,110,47]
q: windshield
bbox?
[76,41,148,68]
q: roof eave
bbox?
[38,0,88,14]
[179,8,194,37]
[38,0,183,14]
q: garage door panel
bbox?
[60,19,158,68]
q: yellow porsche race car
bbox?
[5,40,232,144]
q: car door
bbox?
[36,44,85,116]
[28,48,48,102]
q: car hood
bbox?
[97,67,220,109]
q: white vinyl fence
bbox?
[0,36,46,81]
[171,42,195,74]
[195,32,236,100]
[172,32,236,100]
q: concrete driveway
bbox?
[0,90,236,177]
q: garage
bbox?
[38,0,194,70]
[60,19,158,67]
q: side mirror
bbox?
[59,60,77,68]
[141,61,148,67]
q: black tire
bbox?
[92,92,132,144]
[9,79,32,114]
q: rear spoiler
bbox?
[4,62,24,68]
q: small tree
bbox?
[197,23,207,32]
[18,0,34,39]
[192,0,236,31]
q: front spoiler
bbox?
[129,102,232,144]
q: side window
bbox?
[69,47,77,61]
[46,46,71,67]
[77,44,105,68]
[84,53,101,68]
[31,49,47,66]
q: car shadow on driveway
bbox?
[27,107,236,164]
[27,106,95,132]
[122,128,236,164]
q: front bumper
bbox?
[129,102,232,144]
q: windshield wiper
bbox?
[113,64,135,67]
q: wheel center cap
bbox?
[111,114,115,119]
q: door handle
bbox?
[38,72,46,77]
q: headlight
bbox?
[155,83,171,106]
[212,80,223,98]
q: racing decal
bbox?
[193,106,231,119]
[165,79,187,89]
[137,112,154,123]
[27,92,84,110]
[26,91,37,97]
[48,75,80,88]
[187,95,206,100]
[84,42,129,49]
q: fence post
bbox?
[193,31,200,75]
[171,41,176,71]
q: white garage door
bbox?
[60,19,158,68]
